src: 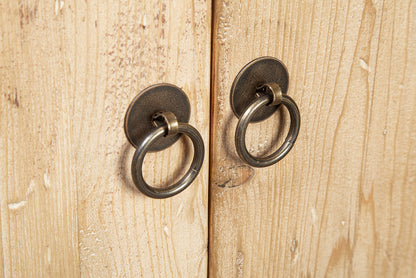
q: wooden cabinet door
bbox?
[209,0,416,277]
[2,0,416,277]
[0,0,211,277]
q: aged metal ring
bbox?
[235,93,300,168]
[131,122,204,199]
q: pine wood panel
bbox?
[0,0,211,277]
[209,0,416,277]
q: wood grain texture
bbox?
[0,0,211,277]
[209,0,416,277]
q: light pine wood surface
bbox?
[1,0,415,277]
[209,0,416,277]
[0,0,211,277]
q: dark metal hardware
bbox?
[230,57,300,167]
[124,84,204,198]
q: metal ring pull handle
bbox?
[124,84,204,199]
[132,112,204,198]
[235,83,300,167]
[230,57,301,168]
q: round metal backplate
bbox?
[230,56,289,122]
[124,83,190,152]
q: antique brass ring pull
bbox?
[235,83,300,167]
[230,57,301,167]
[124,84,204,198]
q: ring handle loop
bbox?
[131,121,204,199]
[235,89,300,168]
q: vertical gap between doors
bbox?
[207,0,217,277]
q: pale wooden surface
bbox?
[210,0,416,277]
[0,0,211,277]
